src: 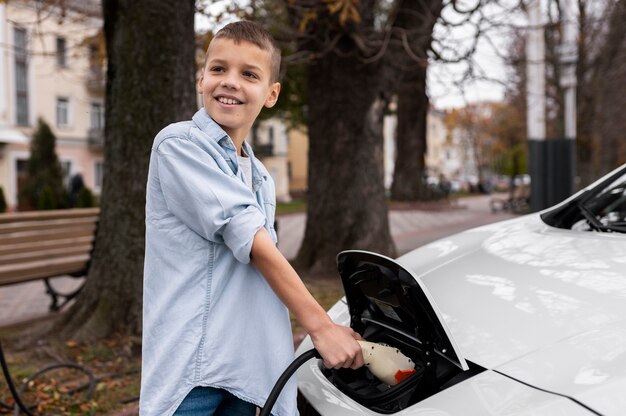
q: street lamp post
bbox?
[526,0,547,211]
[557,0,577,199]
[527,0,578,211]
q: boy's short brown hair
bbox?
[209,20,281,83]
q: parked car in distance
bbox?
[297,163,626,416]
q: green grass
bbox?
[276,199,307,215]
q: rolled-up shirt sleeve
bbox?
[155,137,265,263]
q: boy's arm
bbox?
[251,228,364,370]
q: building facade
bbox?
[383,108,455,190]
[286,126,307,197]
[249,117,291,202]
[0,0,104,210]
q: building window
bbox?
[14,27,29,126]
[56,97,69,127]
[94,160,103,191]
[90,102,104,129]
[268,126,274,145]
[56,37,67,67]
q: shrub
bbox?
[21,118,66,210]
[76,186,97,208]
[37,185,57,210]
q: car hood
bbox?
[397,214,626,412]
[497,319,626,416]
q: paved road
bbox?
[278,194,515,259]
[0,194,515,327]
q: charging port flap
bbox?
[337,250,469,371]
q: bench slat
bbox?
[0,254,90,286]
[0,236,94,256]
[0,245,93,266]
[0,216,98,234]
[0,208,100,224]
[1,225,96,245]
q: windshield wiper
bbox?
[577,203,626,233]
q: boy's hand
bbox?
[309,322,364,370]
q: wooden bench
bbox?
[0,208,99,311]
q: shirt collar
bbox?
[192,108,266,191]
[192,108,231,147]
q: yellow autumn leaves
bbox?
[298,0,362,32]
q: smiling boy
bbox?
[141,21,363,416]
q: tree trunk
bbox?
[591,0,626,175]
[390,0,442,201]
[295,36,395,275]
[53,0,196,341]
[390,66,429,200]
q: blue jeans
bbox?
[174,386,256,416]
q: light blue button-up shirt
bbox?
[141,109,297,416]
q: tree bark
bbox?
[53,0,196,341]
[390,0,442,201]
[390,65,429,200]
[294,13,395,275]
[590,0,626,175]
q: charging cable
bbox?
[0,339,37,415]
[259,348,320,416]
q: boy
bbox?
[141,21,363,416]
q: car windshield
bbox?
[541,166,626,233]
[572,172,626,233]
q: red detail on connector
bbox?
[394,369,417,385]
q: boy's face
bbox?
[198,38,281,143]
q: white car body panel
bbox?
[397,215,626,366]
[496,319,626,416]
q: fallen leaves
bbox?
[0,334,140,415]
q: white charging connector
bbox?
[358,340,416,385]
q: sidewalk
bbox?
[0,194,514,327]
[278,194,515,259]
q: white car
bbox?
[296,163,626,416]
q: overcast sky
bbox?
[428,1,526,109]
[427,51,508,110]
